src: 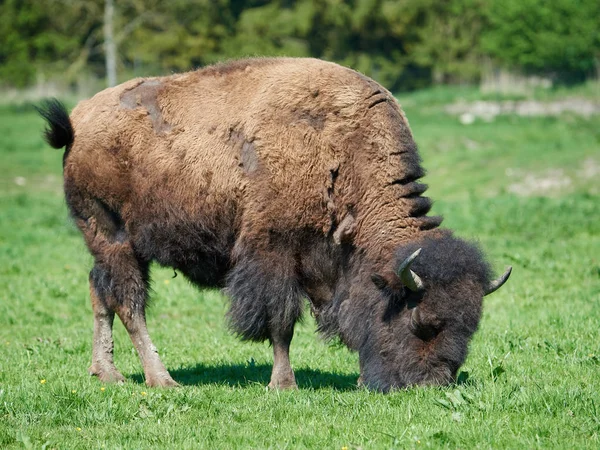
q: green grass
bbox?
[0,93,599,449]
[396,79,600,106]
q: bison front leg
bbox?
[226,249,304,390]
[269,327,297,390]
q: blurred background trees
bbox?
[1,0,599,94]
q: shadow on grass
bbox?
[131,363,359,391]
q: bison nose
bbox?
[410,365,454,387]
[361,374,405,392]
[427,366,454,386]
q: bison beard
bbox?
[37,57,511,391]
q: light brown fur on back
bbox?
[66,57,438,276]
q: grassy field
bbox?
[0,87,599,449]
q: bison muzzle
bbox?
[38,57,511,391]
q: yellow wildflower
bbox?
[40,379,46,384]
[141,391,147,396]
[100,387,106,391]
[76,427,82,431]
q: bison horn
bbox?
[397,248,424,292]
[484,266,512,296]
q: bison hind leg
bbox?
[226,251,304,389]
[71,193,178,387]
[88,265,126,383]
[87,234,179,388]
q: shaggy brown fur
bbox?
[39,57,508,390]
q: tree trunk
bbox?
[104,0,117,87]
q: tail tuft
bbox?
[36,99,74,149]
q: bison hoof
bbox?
[267,379,298,390]
[88,364,126,384]
[145,375,180,388]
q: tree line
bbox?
[1,0,599,91]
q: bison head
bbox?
[354,232,511,392]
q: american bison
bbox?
[38,57,510,391]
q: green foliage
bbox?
[0,0,54,87]
[407,0,487,84]
[481,0,600,80]
[1,89,599,448]
[1,0,599,90]
[0,0,102,86]
[119,0,233,72]
[221,1,313,58]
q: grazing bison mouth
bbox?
[358,332,462,392]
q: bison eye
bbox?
[412,322,440,341]
[371,273,388,290]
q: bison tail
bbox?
[36,99,74,150]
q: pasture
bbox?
[0,88,599,449]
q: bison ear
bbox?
[371,273,388,290]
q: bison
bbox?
[38,57,511,392]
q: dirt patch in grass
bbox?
[578,158,600,180]
[447,98,600,123]
[506,159,599,196]
[507,169,572,196]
